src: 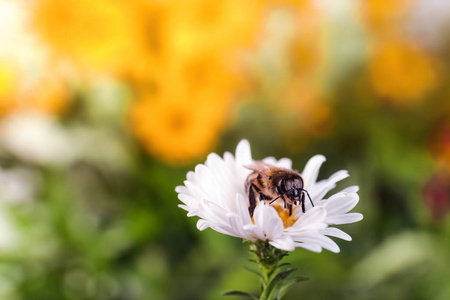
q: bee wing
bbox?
[244,161,277,178]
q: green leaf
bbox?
[277,263,291,268]
[268,263,292,281]
[260,268,297,300]
[244,266,263,279]
[222,290,259,300]
[276,276,309,299]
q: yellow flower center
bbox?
[273,204,299,228]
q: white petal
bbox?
[340,185,359,193]
[175,185,189,194]
[295,242,323,253]
[184,180,208,203]
[310,170,349,202]
[204,153,238,210]
[223,151,235,166]
[261,157,293,169]
[197,219,210,231]
[186,171,196,183]
[194,165,215,196]
[326,213,364,225]
[296,222,328,232]
[323,191,350,203]
[270,236,296,251]
[278,158,292,169]
[295,206,327,227]
[320,227,352,241]
[325,193,359,215]
[178,194,198,208]
[178,204,190,212]
[301,155,326,189]
[235,194,252,225]
[243,224,265,240]
[294,234,341,253]
[235,139,252,167]
[262,157,278,166]
[187,208,200,217]
[226,213,249,239]
[209,224,243,238]
[198,200,231,228]
[253,203,284,239]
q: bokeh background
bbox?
[0,0,450,299]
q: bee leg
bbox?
[248,184,258,217]
[288,204,292,216]
[279,194,287,209]
[259,192,266,203]
[301,189,314,207]
[301,192,306,213]
[248,184,267,217]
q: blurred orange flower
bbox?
[368,40,438,105]
[129,93,233,164]
[129,50,239,164]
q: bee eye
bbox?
[284,180,293,191]
[278,179,286,192]
[275,185,281,194]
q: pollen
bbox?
[273,205,299,228]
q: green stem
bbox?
[246,240,289,295]
[224,241,307,299]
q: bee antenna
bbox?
[269,197,280,204]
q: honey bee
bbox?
[245,162,314,217]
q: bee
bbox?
[245,162,314,217]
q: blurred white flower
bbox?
[0,112,78,166]
[176,140,363,252]
[0,207,20,252]
[0,167,39,203]
[411,0,450,48]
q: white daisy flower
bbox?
[176,140,363,253]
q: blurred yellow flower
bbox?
[363,0,413,33]
[125,0,264,163]
[368,40,438,105]
[127,0,263,84]
[31,0,148,74]
[286,4,326,133]
[0,63,17,113]
[285,81,331,136]
[248,3,328,143]
[0,61,69,116]
[163,0,262,59]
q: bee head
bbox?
[278,176,303,200]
